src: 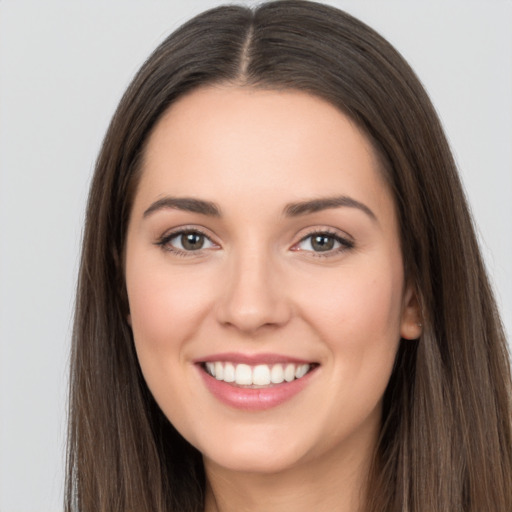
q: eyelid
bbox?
[290,227,354,256]
[154,224,354,258]
[155,225,220,255]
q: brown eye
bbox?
[180,232,205,250]
[311,234,335,252]
[158,229,217,253]
[294,231,354,256]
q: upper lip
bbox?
[193,352,316,365]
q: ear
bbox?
[400,284,423,340]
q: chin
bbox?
[204,448,302,475]
[199,429,309,475]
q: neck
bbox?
[203,425,377,512]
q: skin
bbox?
[125,86,421,512]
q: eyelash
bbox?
[293,229,354,257]
[155,227,215,257]
[155,228,354,258]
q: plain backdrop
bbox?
[0,1,511,511]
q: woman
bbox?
[66,1,512,510]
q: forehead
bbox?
[136,86,393,221]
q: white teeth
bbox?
[214,362,224,381]
[253,364,271,386]
[223,362,235,382]
[284,363,295,382]
[270,364,285,384]
[295,364,309,379]
[206,362,215,376]
[235,364,252,385]
[205,361,312,386]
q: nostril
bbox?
[216,300,293,334]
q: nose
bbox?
[215,248,292,335]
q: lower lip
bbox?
[197,365,317,411]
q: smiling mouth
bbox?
[201,361,318,388]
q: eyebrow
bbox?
[143,194,376,222]
[283,195,377,221]
[143,197,221,218]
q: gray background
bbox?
[1,1,511,511]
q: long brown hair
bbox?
[66,1,512,510]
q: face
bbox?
[125,86,421,476]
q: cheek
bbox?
[125,252,215,363]
[300,262,404,343]
[124,253,216,433]
[295,258,404,399]
[302,266,403,420]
